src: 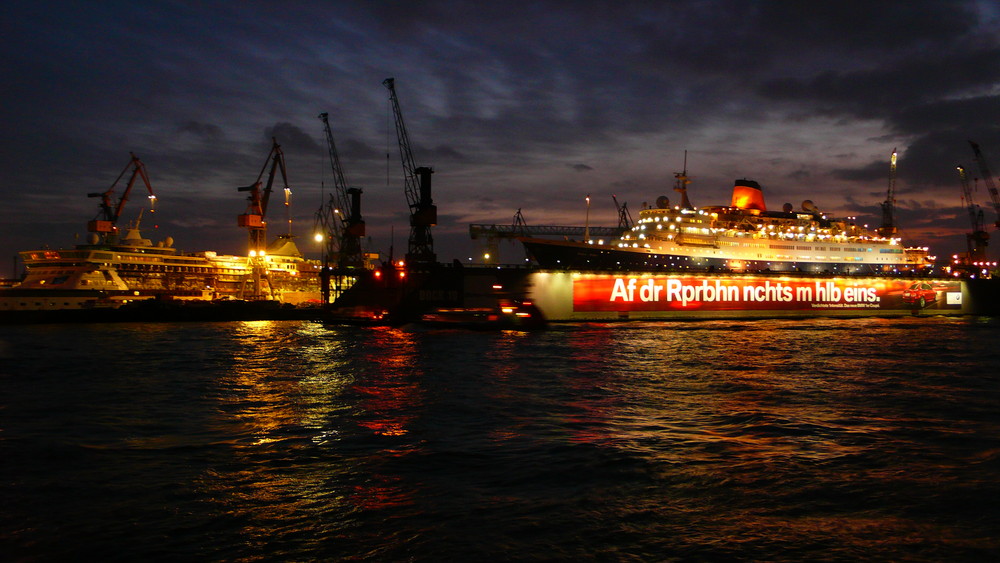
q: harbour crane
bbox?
[237,138,290,299]
[957,165,988,261]
[612,195,634,231]
[87,152,156,239]
[513,208,528,235]
[878,148,898,237]
[383,77,437,264]
[317,112,365,269]
[968,141,1000,229]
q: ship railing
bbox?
[469,224,624,239]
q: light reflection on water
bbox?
[2,317,999,560]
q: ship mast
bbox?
[878,148,898,237]
[674,151,693,209]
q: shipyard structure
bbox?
[4,81,999,324]
[1,147,323,319]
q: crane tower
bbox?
[383,77,436,264]
[969,141,1000,229]
[87,153,156,241]
[957,165,989,261]
[237,138,290,300]
[317,112,365,269]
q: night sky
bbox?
[3,1,999,276]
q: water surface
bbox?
[2,317,999,560]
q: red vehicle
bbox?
[902,281,937,307]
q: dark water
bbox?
[2,317,1000,561]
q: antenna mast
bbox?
[673,150,693,209]
[878,148,898,237]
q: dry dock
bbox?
[325,264,1000,325]
[527,271,995,320]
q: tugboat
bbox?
[418,299,546,330]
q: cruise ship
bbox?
[1,220,321,312]
[521,179,933,275]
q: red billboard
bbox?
[572,275,962,312]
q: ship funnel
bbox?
[731,179,766,211]
[802,200,819,214]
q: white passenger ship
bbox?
[521,179,932,274]
[2,224,320,311]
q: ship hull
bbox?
[521,237,912,275]
[0,288,123,312]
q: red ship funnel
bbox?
[731,179,766,211]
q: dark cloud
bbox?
[178,121,224,142]
[265,123,322,154]
[2,0,999,272]
[339,139,383,162]
[893,95,1000,139]
[756,0,973,51]
[832,157,892,184]
[758,50,1000,122]
[418,144,466,162]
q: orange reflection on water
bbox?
[352,327,424,438]
[350,473,415,511]
[346,327,424,511]
[563,328,623,448]
[198,321,356,548]
[199,322,427,542]
[483,331,537,444]
[222,321,307,444]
